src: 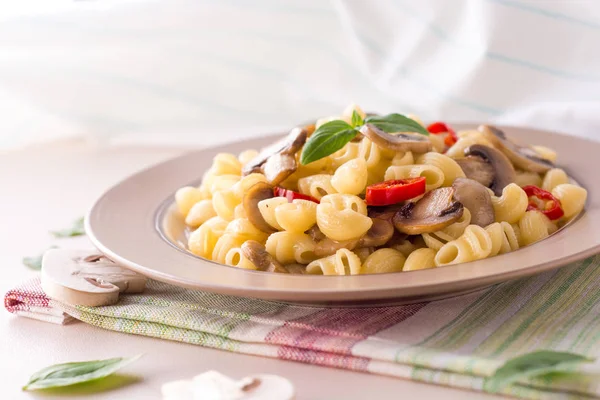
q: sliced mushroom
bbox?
[452,178,495,227]
[393,187,464,234]
[261,153,297,186]
[243,182,277,233]
[478,125,554,173]
[358,218,395,247]
[41,249,147,307]
[241,240,288,273]
[242,127,307,176]
[455,156,495,187]
[463,144,516,196]
[367,204,404,222]
[359,124,432,153]
[314,238,358,258]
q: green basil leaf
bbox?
[351,110,364,128]
[300,120,357,165]
[364,113,429,136]
[483,350,593,393]
[23,355,142,391]
[50,217,85,238]
[23,247,57,270]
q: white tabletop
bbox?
[0,143,503,399]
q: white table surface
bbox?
[0,142,504,399]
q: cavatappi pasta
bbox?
[176,105,587,275]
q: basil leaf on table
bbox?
[22,246,57,270]
[300,120,358,165]
[23,355,141,391]
[483,350,593,393]
[50,217,85,238]
[351,110,364,128]
[364,113,429,135]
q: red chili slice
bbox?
[522,185,564,220]
[427,121,458,147]
[273,187,320,204]
[365,177,427,206]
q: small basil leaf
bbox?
[364,113,429,136]
[23,246,57,270]
[50,217,85,238]
[300,120,357,165]
[351,110,364,128]
[23,355,142,391]
[483,350,593,393]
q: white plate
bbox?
[86,124,600,306]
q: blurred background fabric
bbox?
[1,0,599,150]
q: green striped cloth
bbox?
[6,255,600,399]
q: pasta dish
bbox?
[174,105,587,275]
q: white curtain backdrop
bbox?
[1,0,599,149]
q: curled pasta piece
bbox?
[552,184,587,220]
[225,218,269,244]
[384,164,445,192]
[265,232,317,264]
[422,209,472,251]
[514,171,543,188]
[403,248,437,271]
[362,248,406,274]
[416,152,465,187]
[208,174,241,194]
[485,222,520,256]
[212,189,241,221]
[392,239,423,258]
[212,234,245,264]
[175,186,205,216]
[434,225,493,266]
[316,194,372,241]
[188,217,228,259]
[232,173,268,198]
[428,134,446,153]
[275,199,318,233]
[518,211,552,246]
[491,183,528,224]
[331,158,368,195]
[330,142,360,169]
[211,153,242,176]
[542,168,569,192]
[391,151,414,167]
[306,248,362,275]
[258,197,288,231]
[298,174,337,200]
[185,199,217,228]
[225,247,258,270]
[360,137,394,184]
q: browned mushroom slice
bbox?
[358,218,394,247]
[243,182,277,233]
[393,187,464,235]
[314,238,358,258]
[359,124,431,153]
[241,240,288,273]
[477,125,554,173]
[242,127,308,175]
[455,156,495,188]
[367,204,404,222]
[306,225,326,242]
[262,153,297,186]
[452,178,495,227]
[464,144,516,196]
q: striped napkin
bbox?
[6,256,600,399]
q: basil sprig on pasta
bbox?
[300,112,429,165]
